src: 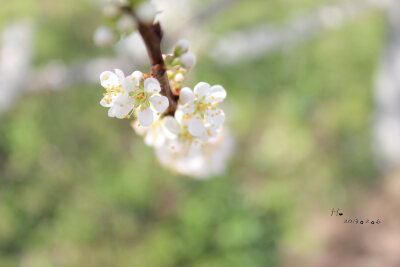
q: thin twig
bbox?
[121,6,177,116]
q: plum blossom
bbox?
[93,26,114,47]
[136,2,156,24]
[177,82,226,139]
[99,69,169,126]
[131,118,166,148]
[102,3,120,18]
[117,14,136,33]
[156,122,234,179]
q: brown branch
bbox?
[121,6,177,116]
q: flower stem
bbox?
[121,5,177,116]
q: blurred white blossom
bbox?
[0,21,33,114]
[117,14,136,33]
[156,124,234,179]
[180,51,196,68]
[93,26,114,47]
[136,2,157,24]
[128,80,232,178]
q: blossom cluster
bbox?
[130,79,231,178]
[96,2,233,178]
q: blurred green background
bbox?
[0,0,386,266]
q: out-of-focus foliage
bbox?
[0,0,385,266]
[207,0,326,34]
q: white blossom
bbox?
[131,119,166,148]
[99,69,169,126]
[117,14,136,33]
[155,124,234,179]
[137,2,156,24]
[177,82,226,140]
[102,4,120,18]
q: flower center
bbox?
[197,102,207,111]
[135,92,146,102]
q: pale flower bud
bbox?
[180,52,196,68]
[175,39,190,53]
[131,70,144,80]
[93,26,114,47]
[137,2,156,24]
[117,14,136,33]
[175,73,184,82]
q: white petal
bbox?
[204,124,219,139]
[205,108,225,126]
[108,106,116,117]
[144,128,165,148]
[144,77,161,93]
[188,118,205,137]
[114,69,125,80]
[150,95,169,113]
[179,87,194,104]
[182,102,195,115]
[100,71,119,88]
[144,131,155,146]
[175,108,190,126]
[163,116,181,138]
[114,92,131,105]
[208,85,226,102]
[123,76,139,92]
[113,103,133,119]
[166,139,183,153]
[214,109,226,125]
[193,82,210,99]
[131,70,144,81]
[198,127,217,142]
[100,96,113,107]
[137,107,154,126]
[131,120,147,136]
